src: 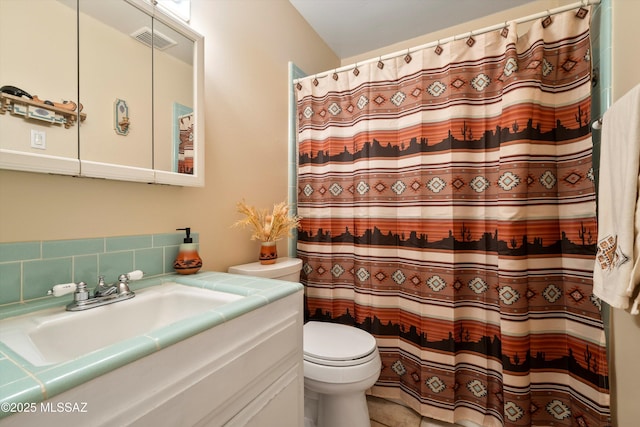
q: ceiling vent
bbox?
[131,27,177,50]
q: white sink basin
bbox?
[0,283,243,366]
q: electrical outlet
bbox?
[30,130,46,150]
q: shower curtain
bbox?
[295,7,609,427]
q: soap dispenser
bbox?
[173,227,202,275]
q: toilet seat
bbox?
[303,321,378,367]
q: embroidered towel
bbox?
[593,83,640,313]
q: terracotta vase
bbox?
[259,241,277,265]
[173,244,203,275]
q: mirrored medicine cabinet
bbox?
[0,0,204,186]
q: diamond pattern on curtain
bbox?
[295,8,609,427]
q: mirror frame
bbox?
[0,0,204,187]
[152,0,205,187]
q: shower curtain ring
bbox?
[576,2,590,19]
[466,31,476,47]
[542,10,553,28]
[404,48,412,63]
[434,40,443,55]
[501,22,510,38]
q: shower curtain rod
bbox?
[294,0,600,83]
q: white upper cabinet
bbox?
[0,0,204,187]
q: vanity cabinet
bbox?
[0,290,304,427]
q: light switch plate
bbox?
[30,129,46,150]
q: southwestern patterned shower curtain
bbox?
[295,8,609,427]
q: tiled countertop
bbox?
[0,272,302,418]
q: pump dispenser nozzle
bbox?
[177,227,193,243]
[174,227,202,275]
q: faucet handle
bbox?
[75,282,89,302]
[117,274,133,295]
[47,282,77,297]
[127,270,144,281]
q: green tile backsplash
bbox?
[0,242,40,263]
[0,232,198,306]
[42,238,104,258]
[0,263,20,305]
[23,258,73,301]
[106,235,153,252]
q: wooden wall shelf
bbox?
[0,93,86,129]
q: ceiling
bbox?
[288,0,536,59]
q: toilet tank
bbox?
[228,257,303,283]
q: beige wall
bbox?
[0,0,339,270]
[610,1,640,426]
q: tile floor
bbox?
[367,396,460,427]
[368,395,422,426]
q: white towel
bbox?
[593,83,640,313]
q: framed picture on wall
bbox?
[173,102,194,174]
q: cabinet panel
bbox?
[78,0,153,169]
[0,0,79,168]
[152,19,195,174]
[230,367,303,427]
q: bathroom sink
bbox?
[0,283,243,366]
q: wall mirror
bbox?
[0,0,204,186]
[0,0,79,174]
[151,17,196,179]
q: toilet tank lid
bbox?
[228,257,302,278]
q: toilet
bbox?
[228,257,381,427]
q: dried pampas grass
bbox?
[232,200,301,242]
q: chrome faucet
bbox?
[116,273,133,296]
[47,270,142,311]
[94,275,117,297]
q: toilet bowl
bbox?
[303,321,381,427]
[228,257,381,427]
